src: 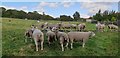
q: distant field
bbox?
[2,18,119,56]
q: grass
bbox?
[2,18,119,56]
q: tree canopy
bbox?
[93,9,118,22]
[1,7,119,22]
[73,11,80,21]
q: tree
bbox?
[102,10,109,21]
[93,9,105,21]
[93,13,103,21]
[42,15,54,20]
[73,11,80,21]
[0,7,6,17]
[111,16,116,22]
[60,15,73,21]
[98,9,101,14]
[116,12,120,20]
[4,9,21,18]
[88,17,92,19]
[17,10,27,19]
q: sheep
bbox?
[46,28,56,45]
[96,23,105,32]
[46,23,62,30]
[57,23,62,29]
[25,25,44,51]
[78,23,86,31]
[24,25,35,42]
[24,29,33,42]
[71,24,77,29]
[108,24,118,31]
[68,31,95,49]
[40,22,48,29]
[61,24,72,29]
[32,27,44,51]
[47,24,56,30]
[52,27,69,51]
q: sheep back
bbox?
[68,32,91,41]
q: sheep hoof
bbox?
[36,50,38,51]
[41,49,43,50]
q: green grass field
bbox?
[2,18,119,56]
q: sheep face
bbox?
[25,30,33,38]
[52,27,58,31]
[88,31,95,37]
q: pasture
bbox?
[2,18,119,56]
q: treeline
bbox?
[93,9,120,22]
[1,7,119,21]
[1,7,54,20]
[0,7,81,21]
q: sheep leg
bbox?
[70,43,73,49]
[82,42,85,48]
[61,43,64,51]
[65,39,69,49]
[65,42,68,49]
[70,39,73,49]
[60,37,64,51]
[55,35,57,41]
[48,36,50,45]
[34,39,39,51]
[41,41,43,50]
[41,35,44,50]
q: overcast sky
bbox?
[0,0,118,18]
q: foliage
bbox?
[93,10,103,21]
[73,11,80,21]
[0,7,54,20]
[93,10,119,21]
[0,7,82,21]
[60,15,73,21]
[111,17,116,22]
[93,13,103,21]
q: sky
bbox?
[0,1,118,18]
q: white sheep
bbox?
[78,23,86,31]
[32,27,44,51]
[61,24,72,29]
[24,25,35,42]
[24,29,33,42]
[52,27,69,51]
[96,23,105,32]
[46,29,56,45]
[71,24,77,30]
[108,24,118,31]
[45,23,62,30]
[68,31,95,49]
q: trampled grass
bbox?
[2,18,119,56]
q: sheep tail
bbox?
[36,35,40,41]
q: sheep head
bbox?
[89,31,95,37]
[25,30,33,38]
